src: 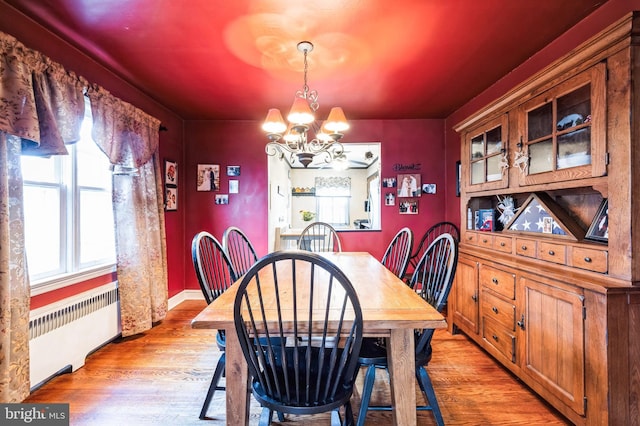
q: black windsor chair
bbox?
[380,227,414,279]
[222,226,259,277]
[233,250,364,425]
[356,233,459,426]
[297,221,343,252]
[191,231,238,419]
[405,221,459,282]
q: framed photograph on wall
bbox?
[397,173,421,197]
[456,160,461,197]
[165,186,177,211]
[164,160,177,186]
[586,199,608,242]
[197,164,220,191]
[227,165,240,176]
[399,200,418,214]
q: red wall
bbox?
[183,119,447,290]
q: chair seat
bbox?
[358,337,433,367]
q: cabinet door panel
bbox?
[453,257,479,334]
[521,277,585,415]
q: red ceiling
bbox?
[4,0,608,120]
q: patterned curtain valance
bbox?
[0,31,87,156]
[87,84,160,168]
[315,177,351,196]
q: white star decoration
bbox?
[523,219,531,230]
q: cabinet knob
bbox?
[500,242,506,247]
[548,250,555,256]
[521,245,527,250]
[482,239,488,243]
[471,294,478,302]
[517,314,526,330]
[492,277,498,284]
[492,306,499,314]
[584,257,592,263]
[492,334,499,342]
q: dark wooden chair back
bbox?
[222,226,259,277]
[406,221,459,279]
[233,250,363,423]
[381,227,414,279]
[190,231,238,419]
[297,221,342,252]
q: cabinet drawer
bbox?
[464,232,478,245]
[538,241,567,265]
[493,236,513,253]
[482,290,516,331]
[571,247,607,273]
[477,233,493,248]
[482,318,516,363]
[479,265,515,299]
[515,238,537,258]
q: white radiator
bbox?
[29,282,121,389]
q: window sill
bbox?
[30,264,117,296]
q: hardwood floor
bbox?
[25,300,570,425]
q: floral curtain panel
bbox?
[0,29,168,402]
[0,31,86,403]
[89,86,168,337]
[0,132,30,402]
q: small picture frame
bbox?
[165,186,177,211]
[586,199,608,242]
[477,209,494,232]
[422,183,436,194]
[397,173,421,197]
[382,177,397,188]
[197,164,220,191]
[385,192,396,206]
[227,165,241,176]
[164,160,177,186]
[456,160,461,197]
[229,179,239,194]
[399,200,418,214]
[215,194,229,205]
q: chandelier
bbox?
[263,41,349,168]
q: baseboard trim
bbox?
[168,289,204,310]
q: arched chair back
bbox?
[357,233,458,426]
[222,226,259,277]
[297,221,342,252]
[406,221,459,279]
[191,231,238,419]
[234,250,363,425]
[381,227,414,279]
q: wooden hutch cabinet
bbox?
[452,13,640,426]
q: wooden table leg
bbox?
[224,326,249,425]
[387,328,417,426]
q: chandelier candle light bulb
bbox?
[264,41,348,168]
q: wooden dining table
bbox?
[191,251,447,425]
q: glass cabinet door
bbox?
[464,114,509,192]
[518,63,606,186]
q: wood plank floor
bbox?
[25,300,570,425]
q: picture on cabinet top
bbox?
[586,199,608,242]
[197,164,220,191]
[397,173,421,197]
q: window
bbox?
[315,177,351,227]
[21,100,116,290]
